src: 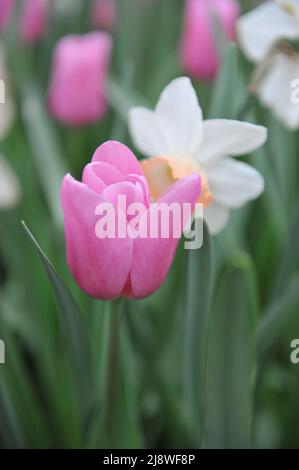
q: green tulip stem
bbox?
[103,297,125,439]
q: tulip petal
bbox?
[92,140,143,176]
[61,174,133,300]
[126,174,151,206]
[206,157,265,209]
[82,161,123,193]
[200,120,267,164]
[237,1,299,62]
[102,181,143,208]
[204,201,230,234]
[129,174,201,299]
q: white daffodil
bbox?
[128,77,267,234]
[237,0,299,129]
[0,44,19,209]
[0,43,15,139]
[257,50,299,128]
[0,154,21,209]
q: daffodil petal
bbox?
[257,52,299,130]
[204,201,230,234]
[128,77,203,158]
[200,120,267,164]
[206,157,264,209]
[128,107,172,157]
[155,77,203,155]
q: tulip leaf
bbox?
[208,44,248,119]
[21,84,66,229]
[107,77,149,122]
[257,275,299,361]
[203,252,257,449]
[267,116,297,210]
[21,221,93,421]
[272,201,299,297]
[256,202,299,362]
[183,222,214,443]
[0,379,24,448]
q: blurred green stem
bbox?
[103,297,125,440]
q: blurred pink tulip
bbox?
[48,32,112,126]
[21,0,48,42]
[180,0,240,80]
[61,141,201,300]
[91,0,116,30]
[0,0,14,31]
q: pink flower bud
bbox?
[0,0,15,31]
[91,0,116,30]
[61,141,201,299]
[180,0,240,80]
[48,32,112,126]
[21,0,48,43]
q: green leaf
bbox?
[272,201,299,297]
[21,84,66,229]
[203,252,257,449]
[257,275,299,361]
[22,221,93,422]
[257,202,299,362]
[208,44,248,119]
[0,326,51,448]
[183,223,214,443]
[267,116,297,210]
[107,77,149,122]
[250,147,288,240]
[0,379,24,448]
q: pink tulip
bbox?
[48,32,112,126]
[91,0,116,30]
[21,0,48,43]
[0,0,14,31]
[61,141,201,300]
[180,0,240,80]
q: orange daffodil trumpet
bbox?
[128,77,267,234]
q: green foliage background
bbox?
[0,0,299,449]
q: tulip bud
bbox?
[48,32,112,126]
[0,0,15,31]
[61,141,201,299]
[91,0,116,30]
[21,0,48,43]
[180,0,240,80]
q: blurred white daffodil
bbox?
[0,43,15,139]
[128,77,267,234]
[237,0,299,129]
[0,44,20,209]
[0,154,21,209]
